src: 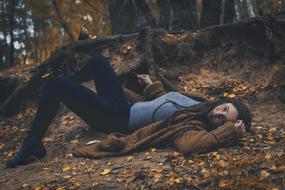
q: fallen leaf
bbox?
[224,93,236,98]
[173,151,180,156]
[71,139,78,144]
[218,179,227,187]
[33,183,42,190]
[260,170,270,179]
[7,151,14,157]
[0,129,5,137]
[22,184,30,188]
[100,169,111,175]
[126,156,133,162]
[107,161,113,166]
[0,143,5,149]
[41,73,50,79]
[63,166,71,172]
[150,168,163,173]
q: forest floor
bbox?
[0,65,285,190]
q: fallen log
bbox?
[1,16,285,117]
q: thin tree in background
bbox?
[9,0,15,66]
[0,0,8,68]
[51,0,74,41]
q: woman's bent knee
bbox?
[89,53,107,65]
[44,76,66,91]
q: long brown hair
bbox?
[156,96,252,131]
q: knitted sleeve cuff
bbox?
[210,122,238,146]
[143,81,166,100]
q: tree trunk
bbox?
[133,0,157,28]
[23,3,29,65]
[107,0,157,34]
[0,0,7,68]
[9,0,15,66]
[107,0,137,34]
[170,0,197,31]
[201,0,221,27]
[224,0,235,23]
[51,0,74,41]
[157,0,171,30]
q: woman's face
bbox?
[208,103,238,127]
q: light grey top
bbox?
[128,91,200,131]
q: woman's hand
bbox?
[137,74,153,86]
[234,120,246,137]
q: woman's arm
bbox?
[173,121,239,155]
[123,74,168,102]
[142,81,167,100]
[123,87,145,102]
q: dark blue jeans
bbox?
[29,53,132,140]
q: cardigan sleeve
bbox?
[173,122,239,155]
[143,81,167,100]
[123,86,145,102]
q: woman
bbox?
[6,53,252,167]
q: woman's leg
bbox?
[30,52,130,139]
[29,76,130,140]
[6,53,130,167]
[69,53,128,103]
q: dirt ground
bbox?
[0,68,285,190]
[1,24,285,189]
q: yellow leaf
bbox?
[0,129,5,137]
[265,154,272,159]
[173,151,180,156]
[92,182,99,186]
[33,183,42,190]
[218,180,227,187]
[22,184,30,188]
[62,166,71,172]
[217,160,227,167]
[0,143,5,150]
[7,151,13,157]
[41,73,50,79]
[269,127,277,132]
[100,169,111,175]
[260,170,270,179]
[65,153,73,158]
[162,34,177,42]
[71,139,78,144]
[56,187,64,190]
[228,94,236,98]
[107,161,113,166]
[126,156,133,162]
[226,93,236,98]
[15,114,23,120]
[173,177,182,184]
[150,168,163,173]
[145,156,152,160]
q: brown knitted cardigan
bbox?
[72,81,239,158]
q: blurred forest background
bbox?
[0,0,285,69]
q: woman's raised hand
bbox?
[137,74,153,86]
[234,120,246,137]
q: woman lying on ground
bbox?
[6,52,252,167]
